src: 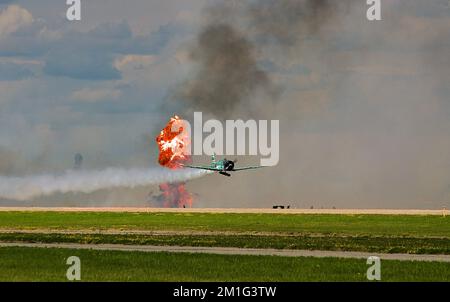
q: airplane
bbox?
[180,154,265,177]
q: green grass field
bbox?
[0,212,448,237]
[1,232,449,254]
[1,246,449,282]
[0,211,449,255]
[0,212,449,282]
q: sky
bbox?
[1,0,450,208]
[0,0,207,173]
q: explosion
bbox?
[155,115,193,208]
[156,115,191,169]
[158,183,193,208]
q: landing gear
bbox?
[219,171,231,177]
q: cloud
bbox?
[0,5,57,57]
[0,3,191,80]
[114,55,156,71]
[0,146,19,174]
[71,87,122,103]
[0,2,199,180]
[44,50,122,80]
[0,4,33,38]
[0,5,181,79]
[0,62,34,81]
[41,21,187,80]
[89,21,133,39]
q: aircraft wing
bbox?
[232,166,265,171]
[180,164,220,171]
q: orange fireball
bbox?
[156,115,191,169]
[159,182,193,208]
[155,115,193,208]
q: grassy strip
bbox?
[1,232,449,255]
[0,212,448,237]
[1,246,449,281]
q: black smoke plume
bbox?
[175,0,338,118]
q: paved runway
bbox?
[0,207,447,215]
[1,242,449,262]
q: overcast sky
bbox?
[1,1,450,208]
[0,0,208,171]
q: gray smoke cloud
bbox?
[174,0,343,118]
[247,0,340,46]
[0,168,211,201]
[184,0,450,209]
[0,147,17,174]
[175,23,275,117]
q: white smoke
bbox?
[0,168,212,201]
